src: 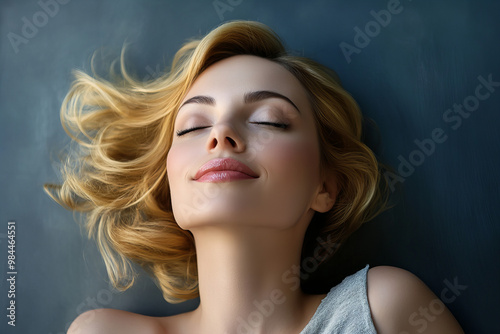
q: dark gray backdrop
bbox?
[1,0,499,333]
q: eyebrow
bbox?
[179,90,301,113]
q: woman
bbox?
[45,21,464,333]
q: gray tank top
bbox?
[299,265,377,334]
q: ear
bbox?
[310,172,339,213]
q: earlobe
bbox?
[311,180,338,213]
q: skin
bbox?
[67,55,464,334]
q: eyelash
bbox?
[176,126,210,136]
[175,122,289,137]
[252,122,289,129]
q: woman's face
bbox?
[167,55,328,230]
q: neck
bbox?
[187,224,316,334]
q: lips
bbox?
[194,158,258,183]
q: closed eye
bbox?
[176,126,211,136]
[176,122,289,136]
[251,122,289,129]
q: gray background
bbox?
[1,0,499,333]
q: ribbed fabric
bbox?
[299,265,377,334]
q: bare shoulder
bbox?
[366,266,464,334]
[67,308,165,334]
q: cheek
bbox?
[166,144,193,226]
[254,135,321,226]
[166,140,201,180]
[166,143,195,201]
[261,135,320,181]
[166,146,184,183]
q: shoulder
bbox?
[366,265,464,334]
[67,308,165,334]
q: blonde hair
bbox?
[45,20,392,303]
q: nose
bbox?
[206,122,246,153]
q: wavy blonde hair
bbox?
[45,20,392,303]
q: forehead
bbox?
[183,55,310,109]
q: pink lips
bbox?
[194,158,258,183]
